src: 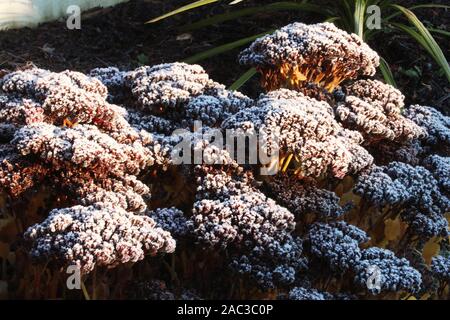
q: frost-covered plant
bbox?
[354,162,449,238]
[354,248,422,295]
[307,221,369,272]
[336,95,425,145]
[287,287,333,300]
[266,174,350,219]
[404,104,450,147]
[1,22,450,300]
[431,256,450,282]
[25,203,175,275]
[124,63,224,114]
[239,22,379,92]
[222,90,372,178]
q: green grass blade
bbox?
[391,4,450,82]
[354,0,367,38]
[384,4,450,22]
[229,67,257,91]
[147,0,220,23]
[325,16,341,23]
[428,28,450,37]
[379,57,397,87]
[391,23,434,57]
[183,31,273,63]
[181,2,327,31]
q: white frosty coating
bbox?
[345,79,405,114]
[192,189,295,248]
[149,207,193,238]
[13,123,151,175]
[404,104,450,146]
[89,67,128,102]
[239,22,380,88]
[1,67,50,96]
[0,144,49,196]
[36,69,108,99]
[126,110,177,135]
[125,63,224,113]
[1,68,137,142]
[24,203,176,275]
[89,67,126,90]
[267,174,349,218]
[181,90,253,128]
[0,96,44,125]
[336,95,426,144]
[222,91,373,178]
[75,175,150,213]
[35,70,131,132]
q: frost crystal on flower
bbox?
[0,144,49,196]
[266,174,349,218]
[423,155,449,194]
[191,161,307,288]
[355,162,449,238]
[149,207,193,238]
[13,123,150,175]
[239,22,379,92]
[24,203,176,275]
[345,79,405,114]
[125,63,224,114]
[404,104,450,147]
[288,287,332,300]
[1,67,50,96]
[354,248,422,294]
[181,91,253,128]
[231,235,307,288]
[431,256,450,282]
[126,109,177,135]
[222,91,372,178]
[74,176,150,213]
[307,222,369,271]
[89,67,127,101]
[336,95,425,145]
[192,190,295,248]
[0,96,44,126]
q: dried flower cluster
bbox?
[222,90,373,178]
[354,248,422,294]
[354,162,449,238]
[239,22,379,92]
[25,203,175,275]
[337,80,425,145]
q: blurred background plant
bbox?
[149,0,450,89]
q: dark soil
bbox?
[0,0,448,110]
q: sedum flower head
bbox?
[25,203,176,275]
[239,22,379,92]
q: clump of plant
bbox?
[0,22,449,300]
